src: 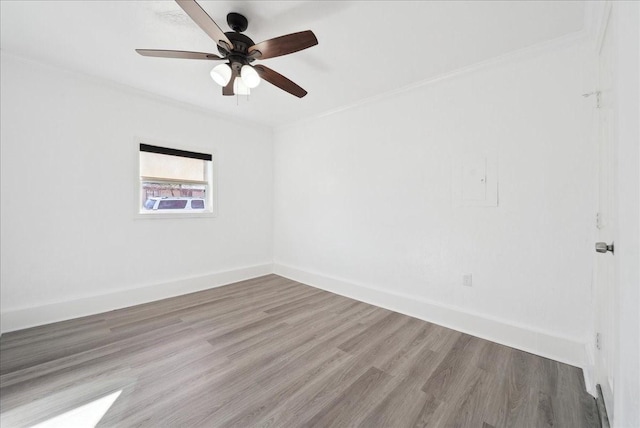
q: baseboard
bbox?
[596,384,611,428]
[274,263,587,369]
[0,263,273,334]
[583,343,598,397]
[2,262,590,376]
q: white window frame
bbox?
[134,138,218,220]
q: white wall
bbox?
[0,53,273,331]
[273,41,595,366]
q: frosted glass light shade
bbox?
[233,77,250,95]
[210,64,232,86]
[240,65,261,88]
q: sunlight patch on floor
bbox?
[31,390,122,428]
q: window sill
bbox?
[134,211,217,220]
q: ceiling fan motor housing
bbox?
[218,12,258,65]
[219,31,256,58]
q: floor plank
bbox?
[0,274,598,428]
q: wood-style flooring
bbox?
[0,274,599,427]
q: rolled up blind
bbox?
[139,144,211,183]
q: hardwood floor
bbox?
[0,274,599,427]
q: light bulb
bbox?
[210,64,232,86]
[233,77,250,95]
[240,65,261,88]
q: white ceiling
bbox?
[1,1,585,128]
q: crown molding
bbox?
[0,49,273,134]
[2,23,592,136]
[275,29,589,134]
[583,1,612,53]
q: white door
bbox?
[594,5,616,421]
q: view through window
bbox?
[139,143,214,214]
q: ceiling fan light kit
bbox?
[240,65,260,88]
[210,63,232,86]
[233,77,251,96]
[136,0,318,99]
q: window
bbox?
[139,143,215,216]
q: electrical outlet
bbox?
[463,274,472,287]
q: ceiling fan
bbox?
[136,0,318,98]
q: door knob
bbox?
[595,242,614,254]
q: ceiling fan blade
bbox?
[222,67,239,96]
[175,0,233,51]
[249,30,318,60]
[253,65,308,98]
[135,49,225,60]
